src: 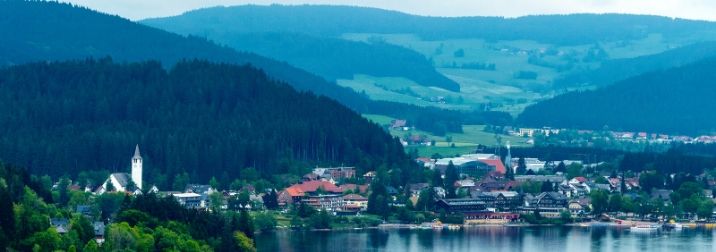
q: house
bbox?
[312,167,356,181]
[474,191,521,210]
[172,192,203,209]
[76,205,93,218]
[50,218,69,234]
[185,184,215,195]
[93,222,106,244]
[302,173,319,181]
[475,176,515,192]
[568,198,591,215]
[522,192,568,218]
[301,194,344,211]
[511,158,547,172]
[559,183,590,198]
[514,175,566,184]
[408,183,430,196]
[342,194,368,211]
[385,186,399,196]
[390,119,407,129]
[455,179,476,189]
[436,198,487,213]
[416,158,435,169]
[651,189,673,202]
[475,190,514,206]
[433,187,447,199]
[278,180,343,208]
[363,171,376,184]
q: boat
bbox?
[447,224,461,230]
[630,224,659,232]
[419,222,433,230]
[663,221,683,230]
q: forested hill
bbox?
[0,59,413,188]
[555,42,716,89]
[0,1,508,135]
[151,31,461,91]
[145,5,716,45]
[517,58,716,135]
[0,1,359,105]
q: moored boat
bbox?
[630,224,659,232]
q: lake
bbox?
[255,226,716,252]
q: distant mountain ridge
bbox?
[555,41,716,89]
[517,57,716,135]
[144,5,716,45]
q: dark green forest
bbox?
[0,59,415,187]
[188,32,460,91]
[555,42,716,89]
[144,5,716,45]
[0,1,509,135]
[518,57,716,135]
[0,162,257,251]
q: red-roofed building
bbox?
[573,177,588,183]
[479,159,506,174]
[278,181,344,208]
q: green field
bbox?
[364,114,531,157]
[341,33,705,115]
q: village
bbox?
[44,141,716,246]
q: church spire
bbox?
[131,144,143,190]
[133,144,141,158]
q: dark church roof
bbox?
[110,173,131,187]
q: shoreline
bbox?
[273,220,716,232]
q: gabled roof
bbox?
[572,177,588,183]
[94,222,106,236]
[110,173,131,187]
[185,184,212,194]
[343,194,367,201]
[479,159,506,174]
[284,180,343,197]
[50,218,69,234]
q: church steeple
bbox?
[131,144,143,190]
[133,144,141,159]
[504,141,512,174]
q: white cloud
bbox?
[62,0,716,21]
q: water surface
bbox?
[255,226,715,252]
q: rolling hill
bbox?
[555,42,716,89]
[517,58,716,135]
[0,1,511,135]
[143,4,716,112]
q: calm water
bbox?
[255,226,716,252]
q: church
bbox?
[96,145,145,194]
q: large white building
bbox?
[96,145,143,194]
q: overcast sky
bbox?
[63,0,716,21]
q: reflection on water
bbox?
[255,226,716,252]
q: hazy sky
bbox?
[63,0,716,21]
